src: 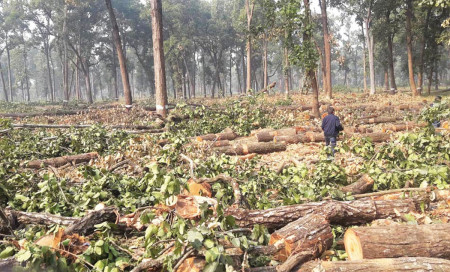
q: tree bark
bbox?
[214,142,287,156]
[6,38,13,101]
[299,257,450,272]
[150,0,169,117]
[245,0,255,93]
[263,33,268,90]
[384,67,389,92]
[269,214,332,262]
[418,7,432,95]
[226,198,417,229]
[283,39,290,97]
[63,4,70,102]
[360,23,367,92]
[344,223,450,260]
[341,174,374,195]
[26,152,99,169]
[64,207,118,236]
[364,1,375,95]
[0,61,9,102]
[387,28,397,92]
[320,0,332,98]
[105,0,133,108]
[84,64,93,104]
[406,0,418,96]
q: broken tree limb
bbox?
[344,223,450,260]
[214,142,287,155]
[64,207,118,236]
[341,174,374,194]
[26,152,98,169]
[7,209,76,227]
[299,257,450,272]
[226,198,417,229]
[269,214,332,262]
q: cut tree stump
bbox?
[341,174,374,194]
[226,198,417,229]
[214,142,287,155]
[26,152,99,169]
[269,214,332,262]
[299,257,450,272]
[344,223,450,260]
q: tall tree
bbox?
[150,0,168,117]
[406,0,419,95]
[105,0,132,108]
[245,0,255,93]
[319,0,332,98]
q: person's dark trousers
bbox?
[325,136,336,156]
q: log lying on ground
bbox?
[341,174,374,194]
[299,257,450,272]
[226,198,417,229]
[26,152,98,169]
[275,215,333,272]
[344,223,450,260]
[382,122,427,132]
[63,207,118,236]
[269,214,332,262]
[358,117,401,125]
[12,123,163,130]
[0,110,87,118]
[256,128,296,142]
[214,142,287,155]
[194,131,237,141]
[7,210,77,227]
[274,132,325,144]
[360,132,391,142]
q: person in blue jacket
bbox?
[321,106,343,158]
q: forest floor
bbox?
[0,90,449,272]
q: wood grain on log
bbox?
[269,214,332,262]
[26,152,98,169]
[299,257,450,272]
[344,223,450,260]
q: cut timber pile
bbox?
[26,152,98,169]
[341,174,374,194]
[299,257,450,272]
[214,142,286,155]
[344,223,450,260]
[226,198,417,229]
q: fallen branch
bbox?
[214,142,287,155]
[26,152,98,169]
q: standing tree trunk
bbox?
[229,48,232,96]
[320,0,332,98]
[418,7,432,94]
[361,23,368,92]
[63,4,69,102]
[150,0,168,117]
[263,33,268,90]
[304,0,320,119]
[283,41,290,97]
[0,61,8,102]
[365,1,376,95]
[45,40,54,102]
[105,0,133,108]
[384,67,389,92]
[387,32,397,92]
[84,63,93,104]
[245,0,255,93]
[406,0,418,96]
[202,53,207,97]
[6,38,13,102]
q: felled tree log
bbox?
[210,140,231,147]
[12,123,163,130]
[0,110,87,118]
[64,207,118,236]
[256,128,296,142]
[274,132,325,144]
[341,174,374,194]
[214,142,286,155]
[299,257,450,272]
[358,117,401,125]
[7,210,77,227]
[382,122,426,132]
[226,198,417,229]
[344,223,450,260]
[195,131,237,141]
[269,214,332,262]
[26,152,99,169]
[360,132,391,142]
